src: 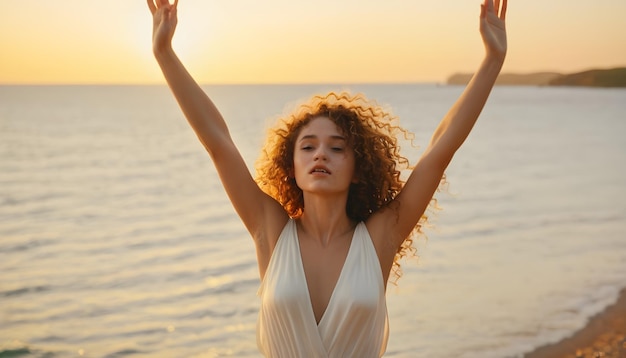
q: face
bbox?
[293,116,356,196]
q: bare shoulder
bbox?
[254,203,290,279]
[364,207,403,275]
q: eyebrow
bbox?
[298,134,346,142]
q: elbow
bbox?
[420,146,454,175]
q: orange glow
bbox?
[1,0,625,84]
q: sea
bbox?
[1,84,625,358]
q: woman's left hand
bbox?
[480,0,508,61]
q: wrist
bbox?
[482,53,505,71]
[484,50,506,66]
[153,44,175,60]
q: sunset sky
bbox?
[1,0,625,84]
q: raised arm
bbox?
[148,0,230,159]
[371,0,508,248]
[147,1,288,269]
[427,0,507,157]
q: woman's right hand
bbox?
[147,0,179,54]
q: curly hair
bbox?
[255,91,442,283]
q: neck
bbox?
[298,193,354,246]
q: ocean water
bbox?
[1,84,625,358]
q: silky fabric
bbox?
[257,219,389,358]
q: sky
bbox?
[1,0,625,84]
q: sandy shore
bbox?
[524,287,626,358]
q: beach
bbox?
[1,84,625,357]
[525,288,626,358]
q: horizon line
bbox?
[3,65,625,87]
[0,81,446,86]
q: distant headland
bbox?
[447,67,626,87]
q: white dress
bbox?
[257,219,389,358]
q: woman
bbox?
[147,0,508,356]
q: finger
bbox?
[500,0,507,20]
[480,3,486,19]
[495,0,500,15]
[147,0,156,14]
[485,0,494,14]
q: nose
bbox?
[313,146,327,161]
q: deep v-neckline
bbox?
[294,222,358,327]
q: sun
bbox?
[170,3,218,61]
[132,1,220,83]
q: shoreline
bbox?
[524,287,626,358]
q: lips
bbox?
[310,166,331,174]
